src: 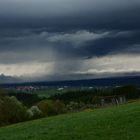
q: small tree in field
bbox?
[0,96,28,125]
[37,100,56,116]
[53,100,66,114]
[37,100,66,116]
[27,106,42,119]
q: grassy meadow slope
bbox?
[0,101,139,140]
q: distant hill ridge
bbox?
[0,74,22,84]
[0,75,140,87]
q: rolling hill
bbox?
[0,101,139,140]
[1,75,140,88]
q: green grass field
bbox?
[0,101,139,140]
[33,89,63,98]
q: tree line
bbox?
[0,85,139,127]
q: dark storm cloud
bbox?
[0,29,139,64]
[0,0,140,31]
[0,0,140,32]
[0,0,140,80]
[81,30,140,57]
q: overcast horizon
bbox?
[0,0,140,83]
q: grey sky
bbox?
[0,0,140,82]
[0,0,139,18]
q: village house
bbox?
[100,95,126,107]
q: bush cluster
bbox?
[37,100,66,117]
[0,95,28,126]
[0,90,66,126]
[0,85,139,127]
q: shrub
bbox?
[53,100,66,114]
[37,100,56,116]
[27,106,42,119]
[0,96,28,125]
[37,100,66,117]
